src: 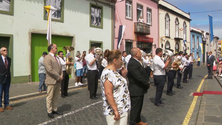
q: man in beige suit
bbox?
[44,44,63,118]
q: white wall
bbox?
[0,0,112,77]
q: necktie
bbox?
[54,56,59,65]
[4,58,8,69]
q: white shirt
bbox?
[85,53,97,70]
[125,54,131,68]
[75,57,83,70]
[138,18,144,23]
[182,57,190,66]
[58,56,66,71]
[142,57,149,68]
[153,55,166,75]
[101,58,108,67]
[1,55,6,64]
[189,56,194,64]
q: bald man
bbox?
[207,51,215,79]
[127,47,150,125]
[0,47,13,112]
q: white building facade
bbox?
[158,0,191,54]
[0,0,115,83]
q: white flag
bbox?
[44,6,57,45]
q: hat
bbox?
[43,52,48,55]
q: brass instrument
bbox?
[63,46,74,75]
[165,50,174,72]
[94,47,103,57]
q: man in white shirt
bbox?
[188,53,194,79]
[57,51,73,98]
[176,51,184,89]
[85,47,99,100]
[182,53,190,83]
[153,48,171,107]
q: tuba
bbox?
[63,46,74,75]
[94,47,103,58]
[165,50,174,72]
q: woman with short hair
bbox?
[100,50,130,125]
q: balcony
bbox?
[134,22,150,35]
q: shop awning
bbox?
[137,36,153,43]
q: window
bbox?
[0,0,14,15]
[165,41,170,49]
[192,35,195,49]
[90,3,103,29]
[165,13,170,37]
[147,8,152,25]
[197,36,199,50]
[175,42,179,53]
[183,21,187,40]
[125,40,133,54]
[137,4,143,21]
[89,41,103,49]
[44,0,64,22]
[175,18,179,38]
[125,1,132,19]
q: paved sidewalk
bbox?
[195,77,222,125]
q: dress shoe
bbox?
[90,96,98,100]
[0,108,4,112]
[136,121,148,125]
[177,86,183,89]
[52,111,63,115]
[167,93,173,96]
[154,103,163,107]
[4,106,13,110]
[48,113,54,118]
[61,94,66,98]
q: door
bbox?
[125,42,132,55]
[31,34,72,82]
[0,37,10,56]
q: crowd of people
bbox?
[0,45,217,125]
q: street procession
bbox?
[0,0,222,125]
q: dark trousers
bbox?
[189,64,193,79]
[0,78,10,107]
[177,70,182,87]
[87,70,98,98]
[154,75,165,104]
[207,65,213,78]
[145,66,151,78]
[167,70,175,94]
[129,95,144,125]
[61,71,69,95]
[183,66,189,82]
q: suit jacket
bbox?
[0,56,11,84]
[44,54,63,85]
[207,55,215,66]
[127,57,150,96]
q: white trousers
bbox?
[105,111,129,125]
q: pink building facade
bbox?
[114,0,159,54]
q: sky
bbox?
[165,0,222,39]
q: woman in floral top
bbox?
[100,49,130,125]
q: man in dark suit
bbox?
[207,51,215,79]
[0,47,13,112]
[128,47,150,125]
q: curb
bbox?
[9,84,88,102]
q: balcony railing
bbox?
[134,22,150,35]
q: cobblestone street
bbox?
[0,67,209,125]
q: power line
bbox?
[190,9,222,14]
